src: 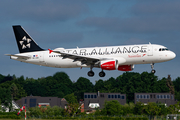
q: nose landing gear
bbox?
[151,63,156,73]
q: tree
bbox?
[156,78,169,93]
[53,72,73,88]
[101,100,124,115]
[173,77,180,100]
[123,102,135,115]
[74,77,93,92]
[173,77,180,92]
[167,101,180,114]
[94,79,105,92]
[64,93,78,104]
[103,77,116,92]
[166,75,175,94]
[51,106,63,116]
[0,74,5,84]
[0,87,12,111]
[144,102,161,116]
[28,106,43,116]
[23,78,45,96]
[134,102,145,115]
[175,91,180,101]
[9,83,18,100]
[74,77,94,100]
[15,85,27,100]
[157,103,168,115]
[63,103,80,117]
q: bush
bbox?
[0,111,17,115]
[0,115,21,119]
[125,117,148,120]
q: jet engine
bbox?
[100,60,118,70]
[118,65,134,71]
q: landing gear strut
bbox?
[151,63,156,74]
[88,65,95,77]
[99,70,105,77]
[87,65,106,77]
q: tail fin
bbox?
[13,25,44,53]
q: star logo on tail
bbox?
[19,36,32,49]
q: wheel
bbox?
[99,71,105,77]
[151,69,156,74]
[88,71,94,77]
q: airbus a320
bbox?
[6,25,176,77]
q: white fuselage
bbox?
[10,44,176,70]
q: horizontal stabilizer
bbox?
[5,54,30,59]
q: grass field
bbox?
[0,119,74,120]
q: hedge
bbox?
[0,115,21,119]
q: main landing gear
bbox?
[87,65,106,77]
[88,71,94,77]
[99,70,105,77]
[88,65,95,77]
[88,70,106,77]
[151,63,156,74]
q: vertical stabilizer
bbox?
[13,25,43,53]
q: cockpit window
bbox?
[159,48,169,51]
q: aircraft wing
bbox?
[5,54,30,59]
[53,50,113,65]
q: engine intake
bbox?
[100,60,118,70]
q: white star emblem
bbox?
[19,36,32,49]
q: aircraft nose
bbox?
[169,51,176,60]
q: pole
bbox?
[25,106,26,120]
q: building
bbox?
[1,100,20,112]
[84,91,126,110]
[16,96,68,108]
[134,93,177,106]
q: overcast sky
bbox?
[1,0,179,83]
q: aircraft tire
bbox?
[99,71,105,77]
[88,71,94,77]
[151,69,156,74]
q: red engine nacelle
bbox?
[118,65,134,71]
[100,60,118,70]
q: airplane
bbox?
[5,25,176,77]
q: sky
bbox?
[0,0,180,84]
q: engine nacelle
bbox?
[118,65,134,71]
[100,60,118,70]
